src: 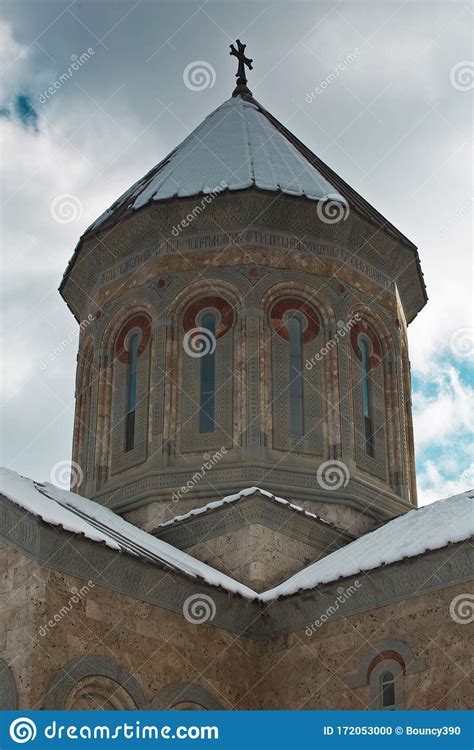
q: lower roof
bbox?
[0,467,472,602]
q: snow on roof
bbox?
[259,489,474,601]
[0,467,257,599]
[1,467,471,603]
[87,95,346,233]
[156,486,349,535]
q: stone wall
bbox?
[185,524,320,592]
[250,581,473,711]
[1,540,471,711]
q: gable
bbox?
[153,491,354,592]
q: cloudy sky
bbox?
[0,0,472,505]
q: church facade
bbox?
[1,49,472,711]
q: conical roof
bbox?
[62,88,426,322]
[87,94,346,234]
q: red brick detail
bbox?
[367,650,406,683]
[270,297,320,343]
[249,267,258,277]
[157,279,166,288]
[350,320,383,370]
[183,296,234,339]
[116,314,151,363]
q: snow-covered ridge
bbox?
[0,467,257,599]
[260,488,474,601]
[1,467,472,602]
[156,486,348,533]
[87,95,346,233]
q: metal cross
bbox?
[230,39,253,87]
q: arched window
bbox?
[199,312,217,433]
[287,314,304,436]
[350,320,382,461]
[269,297,320,445]
[359,334,374,456]
[368,657,405,710]
[349,642,425,711]
[115,314,151,458]
[125,331,140,451]
[381,671,396,709]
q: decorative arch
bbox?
[344,304,397,485]
[44,656,146,710]
[260,282,337,456]
[116,314,151,364]
[149,682,225,710]
[94,300,155,485]
[347,639,426,702]
[72,336,95,492]
[164,279,244,454]
[0,658,17,710]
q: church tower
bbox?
[60,43,426,536]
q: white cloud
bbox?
[417,461,474,506]
[413,363,474,448]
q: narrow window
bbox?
[359,335,374,456]
[125,332,139,451]
[288,315,304,436]
[381,671,396,709]
[199,312,216,433]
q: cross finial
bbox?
[230,39,253,91]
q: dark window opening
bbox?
[288,315,304,436]
[381,671,396,708]
[360,335,374,457]
[199,312,217,433]
[125,332,139,452]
